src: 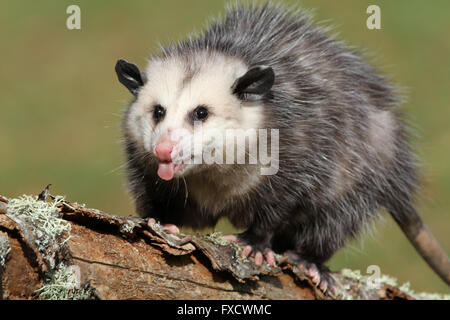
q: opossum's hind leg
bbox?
[147,218,180,234]
[223,232,276,267]
[284,250,337,296]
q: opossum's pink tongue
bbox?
[158,162,176,181]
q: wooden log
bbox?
[0,194,415,300]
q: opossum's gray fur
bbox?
[120,2,450,284]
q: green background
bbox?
[1,0,449,294]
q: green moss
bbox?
[148,220,162,232]
[6,195,72,248]
[206,231,246,261]
[206,231,230,246]
[5,195,73,270]
[341,268,449,300]
[399,282,450,300]
[341,268,398,287]
[0,233,10,267]
[119,221,135,234]
[340,268,365,281]
[5,195,97,299]
[36,263,97,300]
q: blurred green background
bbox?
[0,0,449,294]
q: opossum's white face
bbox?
[116,53,274,180]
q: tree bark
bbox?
[0,194,415,300]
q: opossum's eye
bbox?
[192,105,209,122]
[153,104,166,123]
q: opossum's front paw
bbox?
[147,218,180,234]
[284,251,337,296]
[223,234,276,267]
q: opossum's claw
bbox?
[264,249,276,266]
[241,245,253,258]
[285,251,337,296]
[244,247,276,267]
[254,251,264,265]
[223,234,276,266]
[318,271,337,297]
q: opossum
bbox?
[115,3,450,293]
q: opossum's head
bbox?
[116,53,274,181]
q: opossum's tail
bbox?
[389,207,450,286]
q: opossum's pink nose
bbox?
[155,141,174,162]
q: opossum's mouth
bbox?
[157,160,185,181]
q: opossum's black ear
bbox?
[115,59,145,96]
[232,65,274,100]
